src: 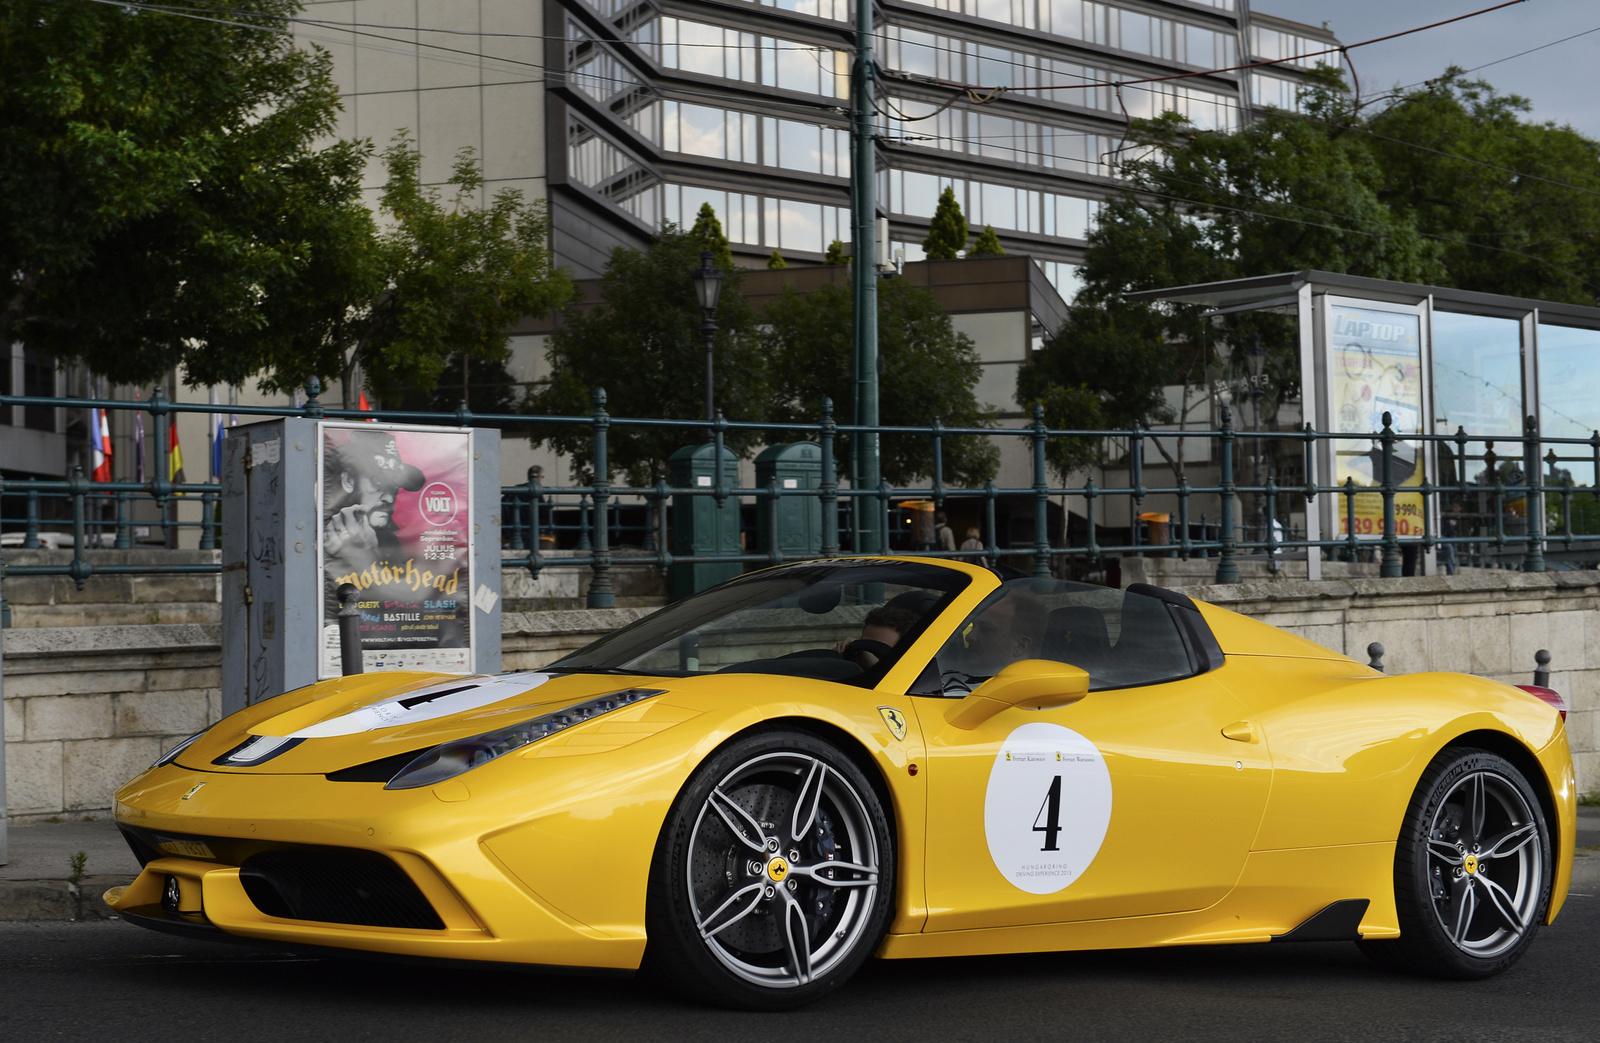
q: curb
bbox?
[0,875,134,922]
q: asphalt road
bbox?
[2,894,1596,1043]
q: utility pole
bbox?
[850,0,880,553]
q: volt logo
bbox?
[418,482,459,525]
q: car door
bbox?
[915,581,1272,933]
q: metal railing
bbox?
[5,382,1600,620]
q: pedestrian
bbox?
[936,511,956,552]
[959,526,983,558]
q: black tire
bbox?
[1359,747,1551,979]
[644,728,895,1010]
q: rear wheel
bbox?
[1360,748,1550,978]
[644,729,894,1010]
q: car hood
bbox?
[176,670,679,776]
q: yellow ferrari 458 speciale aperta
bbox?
[110,557,1576,1009]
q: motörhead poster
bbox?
[317,423,474,677]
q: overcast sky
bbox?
[1252,0,1600,136]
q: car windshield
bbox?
[928,578,1196,696]
[549,560,971,686]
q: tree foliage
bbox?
[259,137,573,408]
[767,250,787,270]
[823,240,847,266]
[759,279,999,485]
[0,0,370,387]
[534,210,997,485]
[1364,75,1600,304]
[923,187,968,260]
[690,202,733,269]
[533,224,765,484]
[970,225,1006,258]
[1019,69,1600,477]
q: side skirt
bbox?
[1271,899,1371,943]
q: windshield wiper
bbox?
[546,666,669,676]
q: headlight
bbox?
[151,728,208,769]
[384,688,665,790]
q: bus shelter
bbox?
[1131,271,1600,578]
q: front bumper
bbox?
[111,763,649,971]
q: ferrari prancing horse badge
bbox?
[878,706,908,741]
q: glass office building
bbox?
[549,1,1341,291]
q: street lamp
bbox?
[690,250,723,442]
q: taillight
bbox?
[1515,684,1567,721]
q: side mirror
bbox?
[945,660,1090,730]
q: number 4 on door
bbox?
[1033,775,1062,851]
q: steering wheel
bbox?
[841,639,895,666]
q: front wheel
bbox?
[644,729,895,1010]
[1360,748,1551,978]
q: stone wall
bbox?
[6,570,1597,821]
[2,550,223,628]
[1,550,667,627]
[3,625,220,820]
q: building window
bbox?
[887,169,1099,240]
[1251,73,1305,112]
[568,119,656,208]
[1035,259,1085,300]
[881,26,1239,132]
[1249,25,1334,70]
[651,17,848,99]
[733,0,851,22]
[22,348,55,431]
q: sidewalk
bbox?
[0,818,142,921]
[2,809,1597,921]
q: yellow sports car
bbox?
[109,557,1576,1009]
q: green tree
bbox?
[533,225,766,483]
[1,0,373,388]
[689,202,734,268]
[922,187,969,260]
[970,225,1006,257]
[258,136,573,409]
[1019,72,1444,477]
[1364,73,1600,304]
[767,250,788,270]
[760,279,999,484]
[824,240,847,266]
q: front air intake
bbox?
[239,849,444,930]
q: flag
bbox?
[210,387,224,481]
[90,407,113,482]
[169,419,187,492]
[133,394,146,484]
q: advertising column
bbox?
[220,419,500,715]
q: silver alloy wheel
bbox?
[1425,769,1544,959]
[686,751,880,989]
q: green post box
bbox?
[754,442,822,559]
[669,443,742,599]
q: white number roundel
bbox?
[984,722,1113,895]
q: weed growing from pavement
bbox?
[68,851,87,883]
